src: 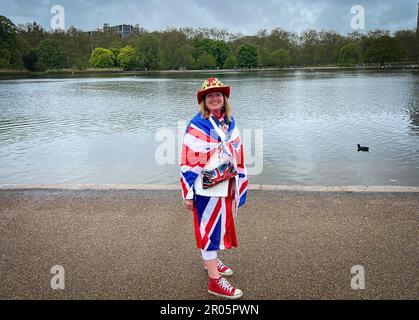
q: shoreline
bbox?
[1,184,419,192]
[1,65,418,80]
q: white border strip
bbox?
[0,184,418,192]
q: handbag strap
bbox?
[209,116,233,158]
[209,115,227,141]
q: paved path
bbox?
[0,187,417,299]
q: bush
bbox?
[88,47,115,68]
[109,48,120,67]
[118,46,136,70]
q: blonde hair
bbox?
[199,94,232,123]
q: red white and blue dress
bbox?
[180,112,248,252]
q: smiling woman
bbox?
[180,77,248,300]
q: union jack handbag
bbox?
[202,160,237,189]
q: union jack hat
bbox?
[197,77,230,104]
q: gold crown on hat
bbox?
[202,77,224,90]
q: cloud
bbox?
[0,0,417,34]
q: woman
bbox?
[180,77,248,299]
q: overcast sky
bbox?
[1,0,418,35]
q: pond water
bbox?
[0,70,418,186]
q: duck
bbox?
[357,144,369,152]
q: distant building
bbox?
[103,23,140,38]
[86,23,141,38]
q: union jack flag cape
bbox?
[180,112,248,214]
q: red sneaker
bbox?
[204,259,234,276]
[208,276,243,299]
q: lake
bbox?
[0,70,418,186]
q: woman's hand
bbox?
[184,199,194,212]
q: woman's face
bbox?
[205,92,224,114]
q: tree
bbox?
[317,30,347,64]
[109,47,120,66]
[394,30,418,62]
[157,28,190,69]
[22,50,38,71]
[0,47,11,68]
[194,38,230,68]
[266,28,292,52]
[136,34,160,70]
[367,29,390,39]
[365,35,403,65]
[0,15,23,68]
[339,43,363,65]
[174,44,195,69]
[118,46,136,70]
[37,38,65,69]
[212,40,230,68]
[88,47,114,68]
[299,29,321,65]
[2,13,417,71]
[263,28,298,65]
[223,53,237,69]
[16,21,47,51]
[267,49,291,67]
[236,44,259,68]
[195,53,216,69]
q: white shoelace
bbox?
[217,277,233,293]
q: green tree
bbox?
[212,40,230,68]
[109,47,120,66]
[0,47,11,68]
[394,30,418,62]
[196,53,217,69]
[17,22,47,57]
[267,49,291,67]
[37,38,65,69]
[0,15,23,69]
[194,38,230,68]
[236,44,259,68]
[223,53,237,69]
[118,46,136,70]
[299,29,321,65]
[88,47,114,68]
[317,30,347,64]
[365,35,403,65]
[339,43,363,65]
[157,28,190,69]
[22,50,38,71]
[174,44,195,69]
[136,34,160,70]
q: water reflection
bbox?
[406,75,419,135]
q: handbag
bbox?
[202,115,237,189]
[202,160,237,189]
